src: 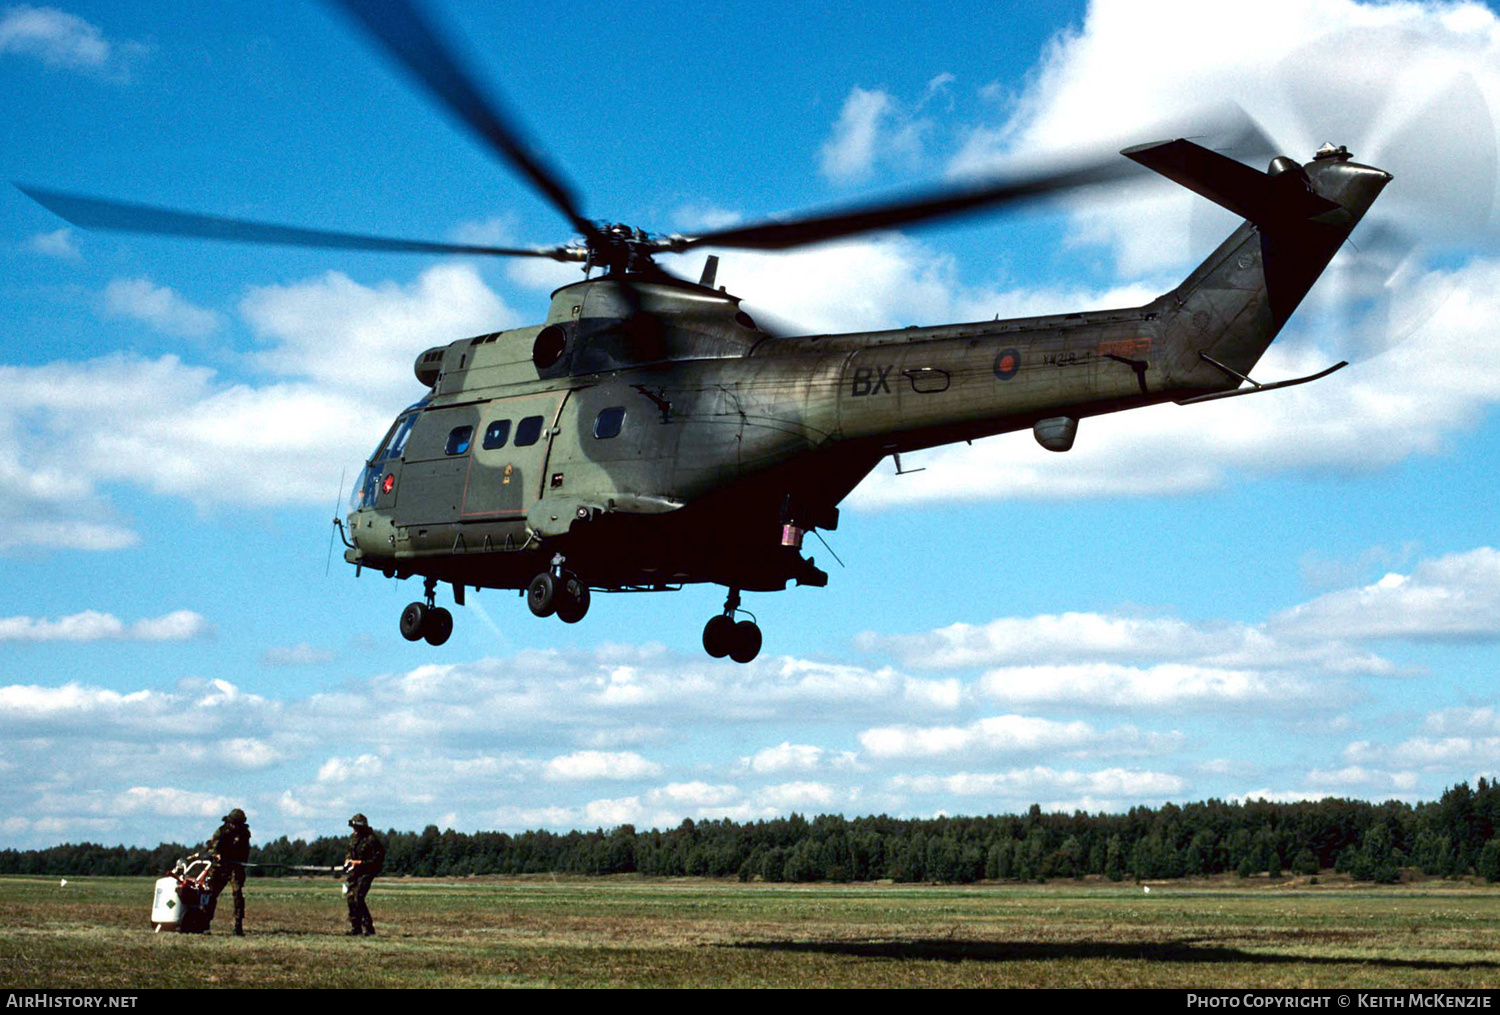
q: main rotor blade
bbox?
[328,0,599,243]
[673,111,1273,254]
[16,184,582,260]
[672,153,1147,253]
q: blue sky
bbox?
[4,0,1500,849]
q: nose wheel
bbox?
[703,588,761,663]
[399,577,453,646]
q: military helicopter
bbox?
[19,0,1391,663]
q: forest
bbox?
[8,781,1500,884]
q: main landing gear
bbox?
[400,576,453,646]
[702,588,761,664]
[526,555,591,624]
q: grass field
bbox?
[4,873,1500,988]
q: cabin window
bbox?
[445,426,474,456]
[482,419,511,450]
[514,415,544,447]
[593,406,626,439]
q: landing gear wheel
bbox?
[729,620,762,664]
[555,577,590,624]
[527,572,558,617]
[399,602,427,642]
[423,606,453,646]
[703,614,735,658]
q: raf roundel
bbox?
[994,348,1021,381]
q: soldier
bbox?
[343,813,385,936]
[205,808,251,936]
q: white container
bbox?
[151,876,181,931]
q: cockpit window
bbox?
[368,419,400,464]
[385,412,418,460]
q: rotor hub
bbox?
[1313,142,1353,162]
[582,222,689,275]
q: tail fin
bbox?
[1126,139,1391,379]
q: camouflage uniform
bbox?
[206,808,251,935]
[344,814,385,936]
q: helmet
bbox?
[349,813,369,829]
[223,808,246,824]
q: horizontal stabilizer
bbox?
[1121,139,1341,228]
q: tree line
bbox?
[9,781,1500,884]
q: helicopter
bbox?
[18,1,1390,663]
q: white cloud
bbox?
[1271,547,1500,642]
[859,610,1393,675]
[448,215,517,248]
[0,5,143,79]
[130,610,215,642]
[1230,788,1341,805]
[858,714,1180,760]
[102,277,221,337]
[571,779,857,831]
[543,750,663,782]
[112,786,233,819]
[1,264,507,539]
[217,739,283,770]
[0,682,159,720]
[240,263,516,403]
[739,742,855,775]
[0,609,211,643]
[1306,765,1419,792]
[1347,735,1500,770]
[0,262,518,552]
[956,0,1500,241]
[0,678,278,747]
[25,227,79,260]
[977,662,1328,711]
[261,643,337,667]
[0,435,138,552]
[820,87,898,183]
[672,203,744,232]
[756,781,839,810]
[889,766,1188,805]
[0,358,375,547]
[1423,707,1500,736]
[489,804,576,830]
[316,754,385,784]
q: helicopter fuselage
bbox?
[343,148,1390,655]
[347,226,1255,595]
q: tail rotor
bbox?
[1266,31,1498,366]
